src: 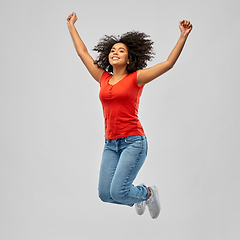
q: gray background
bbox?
[1,0,240,239]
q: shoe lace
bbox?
[136,202,144,208]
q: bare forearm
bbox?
[166,33,188,68]
[68,23,88,55]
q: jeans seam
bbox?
[124,135,144,144]
[121,140,144,200]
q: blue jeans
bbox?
[98,135,149,207]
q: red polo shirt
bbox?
[99,71,145,139]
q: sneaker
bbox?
[135,201,146,215]
[146,186,160,219]
[135,184,147,215]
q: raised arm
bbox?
[67,12,104,83]
[137,20,193,86]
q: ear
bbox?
[127,54,131,65]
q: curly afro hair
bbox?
[93,31,155,74]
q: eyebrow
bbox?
[111,47,126,51]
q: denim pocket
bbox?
[124,135,143,143]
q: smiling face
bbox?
[108,43,129,69]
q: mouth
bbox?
[112,57,120,60]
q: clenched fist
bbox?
[67,12,78,26]
[179,20,193,37]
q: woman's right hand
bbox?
[67,12,78,26]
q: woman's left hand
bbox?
[179,20,193,37]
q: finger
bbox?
[68,13,74,20]
[179,20,184,25]
[183,20,191,28]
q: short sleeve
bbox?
[131,71,143,89]
[100,71,112,87]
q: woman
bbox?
[67,12,192,219]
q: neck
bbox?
[112,66,128,79]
